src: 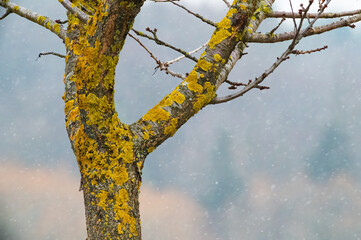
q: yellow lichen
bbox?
[197,58,213,72]
[142,106,170,123]
[185,70,203,93]
[148,147,156,153]
[164,118,178,136]
[96,190,109,210]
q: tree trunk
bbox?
[61,0,269,239]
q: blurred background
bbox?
[1,0,361,239]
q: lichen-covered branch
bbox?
[131,0,268,157]
[0,0,66,40]
[58,0,89,23]
[246,12,361,43]
[211,0,332,104]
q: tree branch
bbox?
[58,0,89,23]
[129,32,185,78]
[0,0,66,40]
[269,9,361,18]
[211,0,332,104]
[151,0,217,27]
[37,51,66,59]
[221,0,231,8]
[166,41,208,66]
[0,8,10,19]
[132,28,198,62]
[246,13,361,43]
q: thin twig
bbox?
[289,0,298,32]
[128,33,185,79]
[0,8,11,20]
[268,17,286,35]
[132,28,198,62]
[36,52,66,60]
[158,0,217,27]
[166,41,207,65]
[221,0,231,8]
[291,45,328,55]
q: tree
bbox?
[1,0,360,239]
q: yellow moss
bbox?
[13,5,19,11]
[164,118,178,136]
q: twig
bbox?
[269,9,361,18]
[166,41,207,65]
[211,0,332,104]
[289,0,298,32]
[221,0,231,8]
[0,8,11,20]
[155,0,217,27]
[291,45,328,55]
[55,19,68,24]
[132,28,198,62]
[58,0,89,23]
[37,52,66,60]
[268,17,286,35]
[128,33,185,79]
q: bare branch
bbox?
[58,0,89,23]
[291,45,328,55]
[0,1,66,40]
[288,0,298,31]
[211,0,332,104]
[268,17,286,35]
[221,0,231,8]
[165,41,208,65]
[151,0,217,27]
[0,8,11,19]
[132,28,198,62]
[247,13,361,43]
[270,9,361,18]
[37,52,66,60]
[128,33,185,79]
